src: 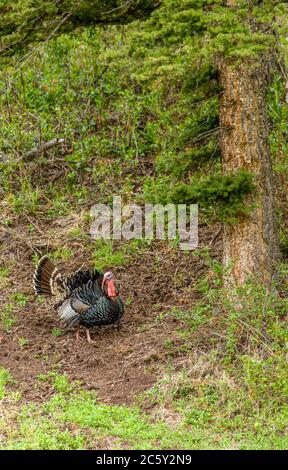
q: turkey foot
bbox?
[86,329,96,344]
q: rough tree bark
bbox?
[219,59,279,287]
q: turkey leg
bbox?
[86,329,96,344]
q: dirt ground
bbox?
[0,218,221,405]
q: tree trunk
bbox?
[219,59,279,287]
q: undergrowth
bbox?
[0,8,263,224]
[0,372,220,450]
[2,259,288,450]
[143,257,288,450]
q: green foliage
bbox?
[171,170,255,221]
[2,259,288,449]
[92,239,147,270]
[0,266,10,278]
[0,0,159,59]
[267,73,288,256]
[0,368,12,400]
[145,170,255,222]
[126,0,284,219]
[9,293,29,307]
[1,1,286,223]
[0,30,166,219]
[52,374,73,394]
[5,179,41,217]
[51,328,63,337]
[49,248,74,262]
[1,303,16,332]
[1,293,30,332]
[144,258,288,450]
[127,0,280,82]
[241,355,288,405]
[1,373,210,450]
[157,139,221,178]
[0,266,11,290]
[18,337,29,349]
[146,354,288,449]
[172,256,288,360]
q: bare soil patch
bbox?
[0,219,221,405]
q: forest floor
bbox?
[0,216,234,450]
[1,214,288,450]
[0,218,218,406]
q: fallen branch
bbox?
[24,138,65,158]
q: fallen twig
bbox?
[24,138,66,159]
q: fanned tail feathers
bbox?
[33,256,62,296]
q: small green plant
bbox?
[92,239,147,271]
[125,297,133,306]
[51,328,62,337]
[50,248,74,261]
[52,374,73,394]
[67,227,83,239]
[45,193,72,218]
[18,337,29,349]
[1,303,16,332]
[9,293,29,307]
[36,372,75,394]
[92,241,126,270]
[0,266,11,289]
[0,267,10,278]
[5,184,41,216]
[0,368,12,400]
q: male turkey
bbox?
[33,256,124,343]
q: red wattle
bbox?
[107,280,117,297]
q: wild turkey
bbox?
[33,256,124,343]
